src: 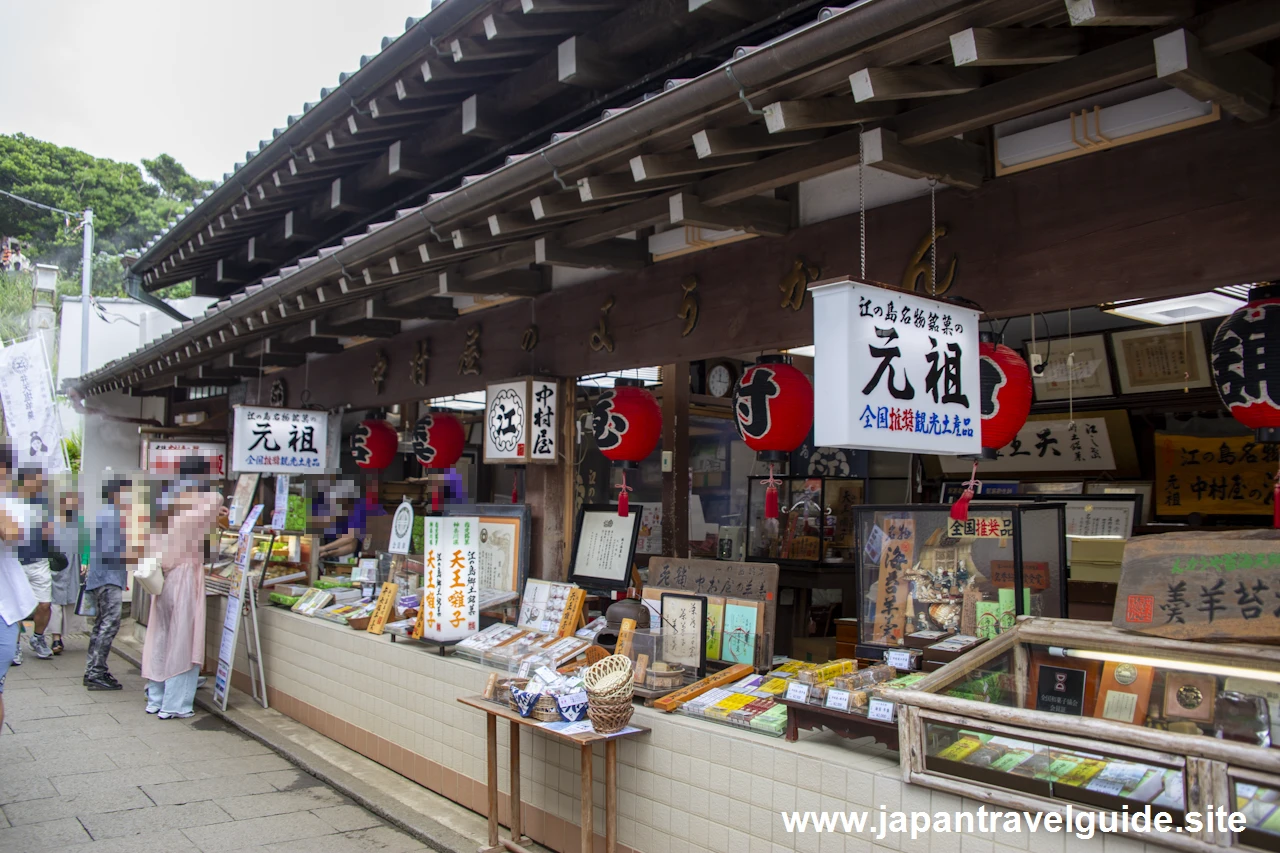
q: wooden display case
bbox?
[890,618,1280,853]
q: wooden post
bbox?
[486,714,499,850]
[605,739,618,853]
[580,744,594,853]
[509,721,523,843]
[661,362,690,558]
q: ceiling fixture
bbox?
[1102,291,1245,326]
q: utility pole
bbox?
[79,208,93,377]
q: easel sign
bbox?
[569,504,643,591]
[214,503,266,711]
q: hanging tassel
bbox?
[1273,459,1279,530]
[512,470,520,505]
[764,463,780,520]
[950,461,981,522]
[616,469,631,517]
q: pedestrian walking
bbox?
[0,451,37,730]
[84,477,134,691]
[141,458,221,718]
[15,468,54,661]
[49,489,86,655]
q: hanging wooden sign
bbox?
[483,377,560,465]
[1155,432,1277,517]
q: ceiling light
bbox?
[783,345,815,357]
[1103,292,1244,325]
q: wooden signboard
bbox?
[644,557,779,668]
[1154,432,1278,517]
[556,587,586,638]
[871,517,915,646]
[653,663,754,712]
[1112,529,1280,641]
[367,582,399,635]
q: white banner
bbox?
[937,417,1117,474]
[0,338,65,472]
[422,515,480,643]
[813,279,981,455]
[231,405,328,474]
[146,441,226,476]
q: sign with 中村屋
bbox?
[1154,432,1276,517]
[483,378,559,465]
[421,515,480,643]
[231,406,328,474]
[812,279,980,455]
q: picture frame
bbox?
[658,593,708,677]
[439,503,531,596]
[1109,323,1212,395]
[568,504,643,591]
[1024,333,1113,402]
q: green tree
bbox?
[142,154,213,203]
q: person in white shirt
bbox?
[0,458,36,731]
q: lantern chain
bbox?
[857,124,866,280]
[929,178,938,297]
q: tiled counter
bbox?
[206,598,1164,853]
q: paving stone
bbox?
[0,704,68,722]
[180,810,335,852]
[51,764,186,796]
[0,773,57,804]
[57,827,203,853]
[311,805,384,833]
[6,711,120,734]
[0,816,93,851]
[175,754,293,781]
[257,769,326,791]
[143,774,278,806]
[263,826,427,853]
[79,801,233,840]
[1,786,154,826]
[215,787,348,820]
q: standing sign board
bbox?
[422,516,480,643]
[388,499,414,555]
[812,279,980,455]
[214,503,265,710]
[483,378,559,464]
[270,475,290,531]
[231,405,328,474]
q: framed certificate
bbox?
[1110,323,1211,395]
[568,504,643,590]
[1024,334,1113,402]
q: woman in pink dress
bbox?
[141,461,223,719]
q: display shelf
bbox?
[745,476,866,565]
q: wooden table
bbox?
[458,696,650,853]
[777,697,899,749]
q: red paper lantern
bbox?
[978,341,1033,455]
[411,413,465,470]
[592,381,661,516]
[351,419,398,470]
[732,355,814,519]
[1213,282,1280,525]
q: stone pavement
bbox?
[0,632,429,853]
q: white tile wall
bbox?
[212,604,1180,853]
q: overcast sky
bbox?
[1,0,433,181]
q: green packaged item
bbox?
[314,577,353,589]
[268,592,301,608]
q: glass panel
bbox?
[1016,505,1065,619]
[747,477,864,563]
[1234,780,1280,851]
[924,721,1185,816]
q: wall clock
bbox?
[706,361,738,398]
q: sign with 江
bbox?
[812,279,980,455]
[231,405,328,473]
[422,515,480,643]
[1154,432,1276,517]
[483,378,559,464]
[0,338,66,472]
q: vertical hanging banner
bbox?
[422,515,480,642]
[811,279,981,455]
[483,378,559,464]
[0,338,66,472]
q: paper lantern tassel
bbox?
[616,469,631,517]
[764,463,780,520]
[950,461,981,522]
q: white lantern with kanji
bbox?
[422,516,480,643]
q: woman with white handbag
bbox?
[140,458,222,719]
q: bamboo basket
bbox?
[587,692,634,734]
[507,679,562,722]
[584,655,635,701]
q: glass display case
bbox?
[206,528,318,596]
[853,504,1066,656]
[745,476,866,565]
[890,617,1280,853]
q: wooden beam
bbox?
[691,126,824,158]
[282,210,316,243]
[439,268,549,296]
[462,94,506,139]
[531,190,618,220]
[661,361,690,557]
[310,177,367,220]
[894,0,1280,146]
[460,241,538,279]
[483,11,581,40]
[1155,28,1273,123]
[535,236,648,269]
[694,127,864,206]
[578,173,688,201]
[230,350,304,369]
[860,127,985,191]
[216,258,248,286]
[308,317,402,339]
[762,98,898,133]
[522,0,623,11]
[246,236,286,267]
[452,225,498,249]
[488,210,540,236]
[451,35,546,62]
[374,292,458,320]
[262,336,343,355]
[198,364,260,380]
[850,66,983,102]
[1065,0,1193,26]
[949,27,1083,67]
[630,151,757,182]
[668,192,791,237]
[558,35,631,88]
[556,193,672,247]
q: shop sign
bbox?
[1155,432,1277,517]
[231,405,328,474]
[812,279,980,455]
[387,499,414,555]
[945,515,1013,539]
[422,515,480,643]
[483,378,558,464]
[146,441,226,476]
[938,417,1117,474]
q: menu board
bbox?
[568,504,643,590]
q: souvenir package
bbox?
[1215,692,1271,747]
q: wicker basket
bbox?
[587,692,634,734]
[584,655,635,701]
[507,679,562,722]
